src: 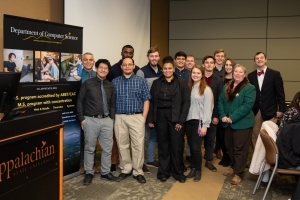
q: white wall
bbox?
[64,0,150,67]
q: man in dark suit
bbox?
[248,52,286,150]
[202,55,223,172]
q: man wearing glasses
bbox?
[77,59,120,186]
[112,57,151,184]
[106,45,140,173]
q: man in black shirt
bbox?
[77,59,120,185]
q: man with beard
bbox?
[136,47,162,173]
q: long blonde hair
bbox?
[188,65,207,95]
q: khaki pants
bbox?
[251,110,277,150]
[114,114,145,176]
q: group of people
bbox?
[35,55,59,82]
[77,45,290,187]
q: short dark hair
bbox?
[254,52,267,60]
[174,51,187,59]
[122,45,134,53]
[95,59,111,70]
[162,56,174,68]
[289,91,300,111]
[77,54,82,61]
[121,57,135,65]
[8,53,16,59]
[202,55,215,64]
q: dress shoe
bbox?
[158,177,167,182]
[118,172,132,180]
[133,175,146,183]
[223,167,234,176]
[147,160,159,168]
[83,174,93,185]
[110,164,116,172]
[79,165,85,174]
[231,174,242,185]
[205,161,217,172]
[101,173,121,182]
[178,177,186,183]
[194,171,201,182]
[142,164,150,174]
[186,168,196,178]
[93,165,100,174]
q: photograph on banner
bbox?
[34,51,60,82]
[3,49,33,82]
[60,53,82,81]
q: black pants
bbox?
[204,123,217,161]
[155,108,185,180]
[185,120,203,171]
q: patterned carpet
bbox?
[64,166,176,200]
[218,170,297,200]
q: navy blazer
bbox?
[248,67,286,120]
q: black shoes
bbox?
[186,168,196,178]
[158,177,168,182]
[83,174,93,185]
[147,160,159,168]
[118,172,132,180]
[142,164,150,174]
[101,173,121,182]
[110,164,116,172]
[133,175,146,183]
[178,177,186,183]
[205,161,217,172]
[194,171,201,182]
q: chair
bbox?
[253,129,300,200]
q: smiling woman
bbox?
[218,64,256,185]
[147,55,190,183]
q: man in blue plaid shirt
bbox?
[112,57,151,184]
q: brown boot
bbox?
[216,150,222,159]
[223,167,234,176]
[231,174,242,185]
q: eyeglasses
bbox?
[97,66,108,70]
[121,64,134,67]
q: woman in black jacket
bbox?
[147,56,190,183]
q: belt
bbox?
[119,112,142,115]
[88,114,109,119]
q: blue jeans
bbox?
[144,124,157,163]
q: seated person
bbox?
[43,56,59,82]
[69,55,82,81]
[4,53,21,72]
[276,92,300,170]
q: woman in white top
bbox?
[185,65,214,181]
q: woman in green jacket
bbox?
[218,64,256,185]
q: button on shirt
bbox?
[158,78,173,108]
[112,74,151,114]
[175,68,190,82]
[77,77,116,122]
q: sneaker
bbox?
[147,160,159,168]
[205,161,217,172]
[83,174,93,185]
[110,164,116,172]
[142,164,150,174]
